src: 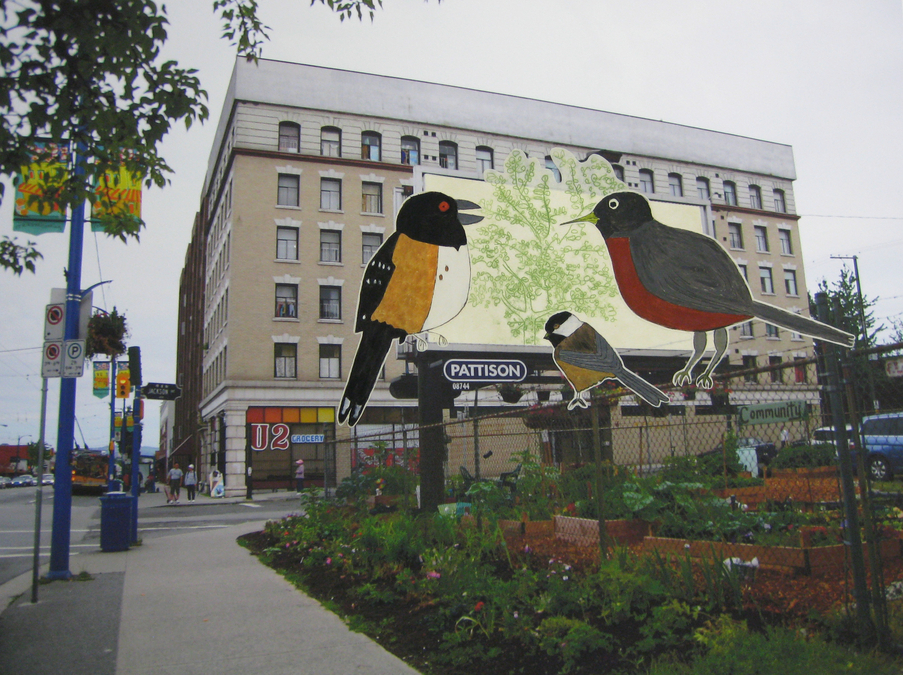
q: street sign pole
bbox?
[48,142,86,580]
[30,377,49,602]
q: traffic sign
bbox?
[62,339,86,378]
[44,303,65,341]
[143,382,182,400]
[42,341,63,378]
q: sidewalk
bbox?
[0,491,421,675]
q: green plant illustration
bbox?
[469,148,623,344]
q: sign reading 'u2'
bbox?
[250,423,326,451]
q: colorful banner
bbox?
[12,140,69,235]
[91,157,143,231]
[93,361,111,399]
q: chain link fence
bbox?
[325,341,903,638]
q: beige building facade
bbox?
[176,58,813,495]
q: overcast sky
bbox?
[1,0,901,450]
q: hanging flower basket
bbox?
[498,383,523,404]
[85,307,128,358]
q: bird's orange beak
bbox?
[561,212,598,226]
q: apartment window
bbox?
[277,174,300,207]
[696,177,710,200]
[754,226,769,252]
[319,286,341,320]
[759,267,774,294]
[612,164,625,182]
[362,233,382,263]
[723,181,737,206]
[728,223,743,249]
[737,263,748,281]
[742,355,758,383]
[748,185,762,210]
[276,227,298,260]
[766,324,780,339]
[319,344,341,379]
[401,136,420,165]
[779,229,793,255]
[740,321,753,337]
[361,131,381,161]
[774,189,787,213]
[439,141,458,170]
[545,156,561,182]
[362,182,382,214]
[794,357,808,383]
[321,126,341,157]
[784,269,798,296]
[476,146,494,173]
[668,173,683,197]
[639,169,654,193]
[320,178,342,211]
[275,284,298,318]
[278,122,300,153]
[274,343,297,379]
[320,230,341,263]
[769,356,783,383]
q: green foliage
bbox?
[0,236,42,275]
[469,149,620,344]
[0,0,210,272]
[648,615,902,675]
[86,307,129,358]
[812,265,881,349]
[770,443,836,469]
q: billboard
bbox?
[420,149,702,352]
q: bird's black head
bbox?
[591,191,653,238]
[561,191,653,239]
[395,192,483,249]
[543,310,574,347]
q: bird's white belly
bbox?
[422,245,470,331]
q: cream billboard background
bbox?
[421,149,701,354]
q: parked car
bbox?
[812,425,856,450]
[705,437,777,476]
[0,476,12,489]
[857,413,903,482]
[12,474,36,487]
[41,473,54,486]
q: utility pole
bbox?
[48,143,86,581]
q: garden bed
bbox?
[712,476,854,509]
[642,535,902,575]
[554,515,650,546]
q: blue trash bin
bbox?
[99,492,133,552]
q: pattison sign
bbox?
[738,401,809,426]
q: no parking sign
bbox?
[42,341,62,378]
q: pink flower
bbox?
[474,601,485,612]
[326,557,332,565]
[426,571,441,579]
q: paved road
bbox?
[0,486,301,586]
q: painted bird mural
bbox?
[563,191,854,388]
[544,311,669,409]
[338,191,483,426]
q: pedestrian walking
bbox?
[167,463,183,503]
[295,459,305,492]
[184,464,198,502]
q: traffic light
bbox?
[128,346,142,387]
[116,371,131,398]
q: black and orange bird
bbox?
[544,311,669,409]
[338,192,483,426]
[563,191,853,388]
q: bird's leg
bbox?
[695,327,729,389]
[414,331,448,350]
[414,334,429,351]
[567,390,590,410]
[672,331,708,386]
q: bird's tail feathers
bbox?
[617,370,670,407]
[752,301,854,347]
[338,324,400,427]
